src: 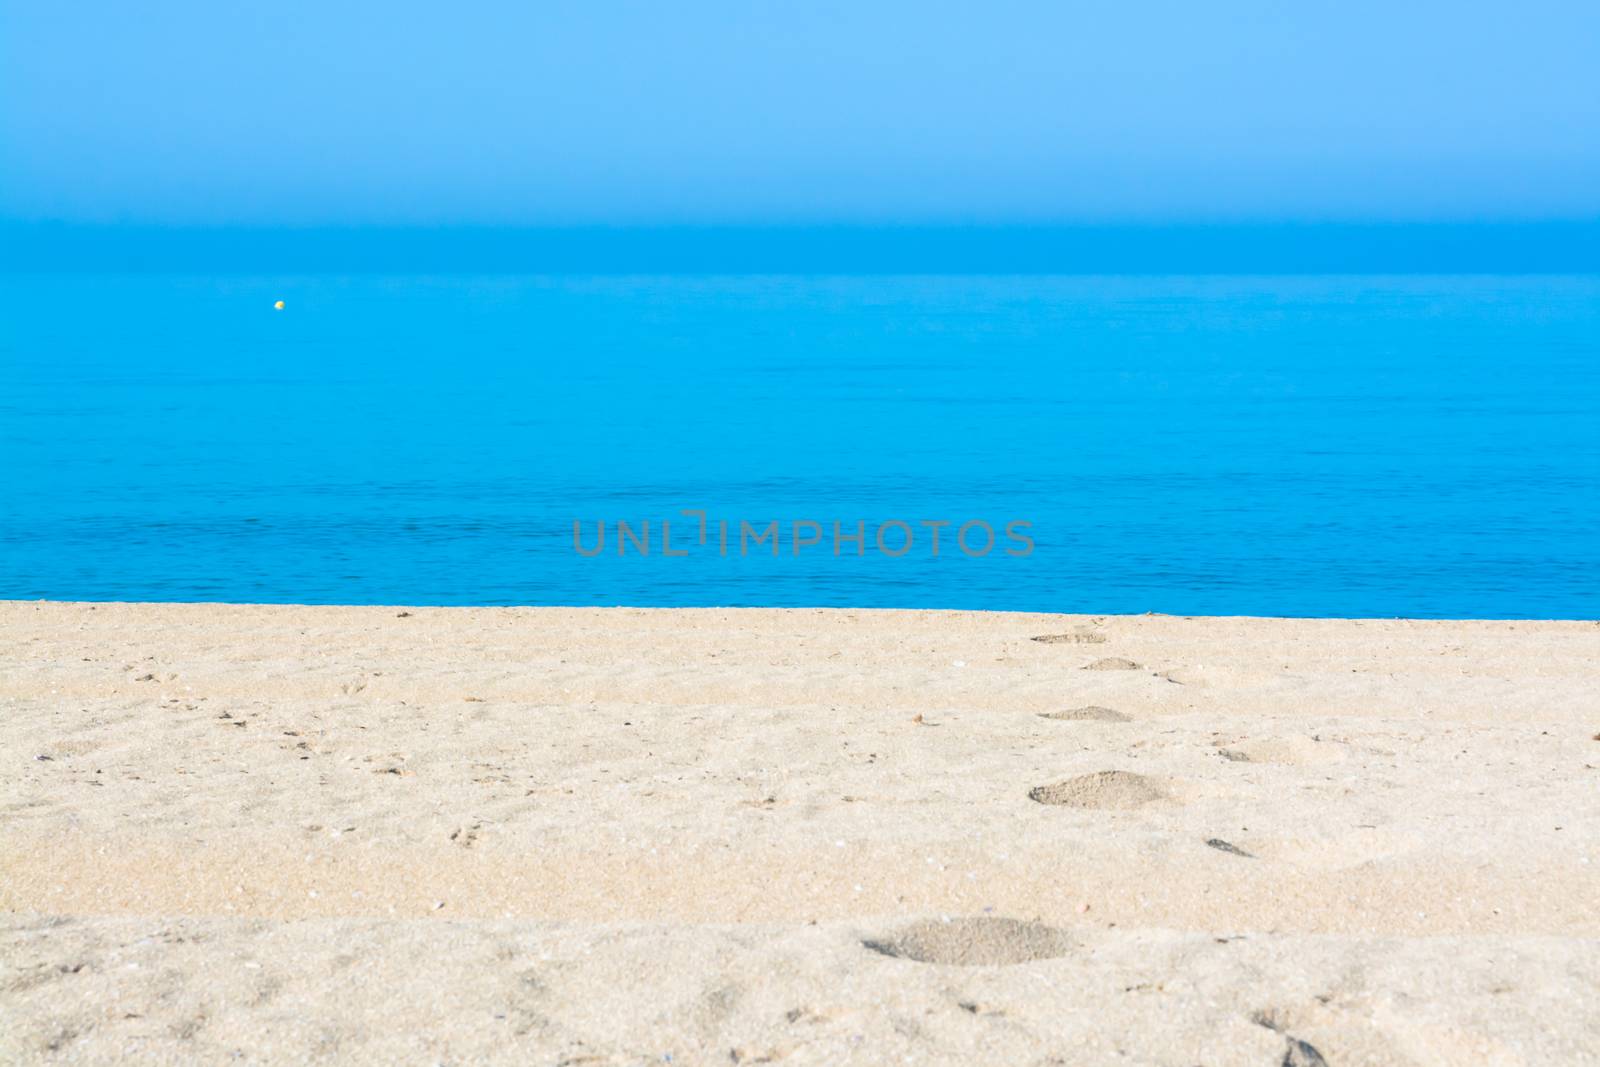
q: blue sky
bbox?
[2,1,1597,225]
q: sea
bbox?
[3,265,1597,618]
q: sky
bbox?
[2,1,1597,226]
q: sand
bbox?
[2,601,1598,1064]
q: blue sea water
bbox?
[2,272,1597,617]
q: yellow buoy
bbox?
[273,300,285,311]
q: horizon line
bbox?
[5,219,1598,274]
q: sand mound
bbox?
[862,917,1074,966]
[1029,771,1168,809]
[1083,656,1141,670]
[1039,705,1131,722]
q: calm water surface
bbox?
[3,273,1596,617]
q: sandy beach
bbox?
[3,601,1598,1064]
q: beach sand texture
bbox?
[3,602,1598,1064]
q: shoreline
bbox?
[9,598,1597,622]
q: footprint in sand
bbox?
[1039,706,1131,723]
[1216,735,1349,766]
[863,917,1073,966]
[37,738,102,759]
[1248,826,1419,870]
[1031,630,1106,645]
[1083,657,1141,671]
[1028,770,1169,809]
